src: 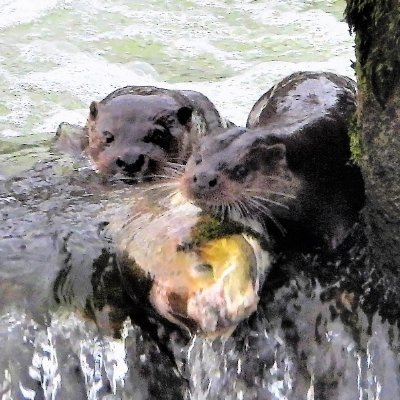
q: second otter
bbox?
[56,86,228,180]
[180,72,365,251]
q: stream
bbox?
[2,1,399,400]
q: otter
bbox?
[180,72,365,251]
[55,86,229,180]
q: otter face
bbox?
[180,127,301,226]
[86,94,192,179]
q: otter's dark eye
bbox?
[233,165,248,180]
[103,131,114,144]
[143,128,171,150]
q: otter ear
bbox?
[177,106,193,125]
[89,101,99,119]
[253,143,286,164]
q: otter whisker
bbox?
[244,197,269,223]
[263,175,292,183]
[245,197,269,216]
[164,190,179,200]
[163,156,186,162]
[226,202,232,221]
[161,168,184,178]
[162,171,183,179]
[235,201,248,219]
[245,188,296,200]
[142,182,178,189]
[143,174,180,180]
[239,200,252,219]
[213,203,225,221]
[139,182,179,194]
[249,195,289,210]
[231,203,240,220]
[162,164,185,173]
[224,202,231,221]
[245,197,286,235]
[232,202,242,219]
[163,161,185,170]
[125,212,146,225]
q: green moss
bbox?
[190,214,244,245]
[346,0,400,107]
[348,112,362,164]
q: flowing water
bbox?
[3,1,399,400]
[0,0,353,178]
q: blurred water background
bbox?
[0,0,353,178]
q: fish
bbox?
[111,192,272,336]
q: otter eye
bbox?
[103,131,114,144]
[143,128,171,150]
[233,165,248,179]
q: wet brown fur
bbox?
[180,72,365,251]
[56,86,227,180]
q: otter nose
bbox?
[116,153,146,175]
[192,171,219,190]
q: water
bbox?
[0,0,353,178]
[4,1,397,400]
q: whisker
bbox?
[246,197,286,235]
[139,182,179,194]
[164,190,179,200]
[160,156,187,163]
[225,202,232,221]
[245,188,296,200]
[162,164,185,172]
[222,203,227,221]
[230,203,238,219]
[125,211,146,225]
[142,174,179,180]
[235,201,247,219]
[239,199,252,218]
[263,175,291,183]
[161,167,184,177]
[163,161,185,170]
[246,197,269,216]
[250,195,289,210]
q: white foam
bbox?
[0,0,58,29]
[1,129,21,137]
[19,40,160,103]
[33,108,87,134]
[0,0,354,159]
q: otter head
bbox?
[180,127,301,227]
[86,94,193,179]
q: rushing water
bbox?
[4,1,398,400]
[0,0,353,178]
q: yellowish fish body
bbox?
[111,191,272,336]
